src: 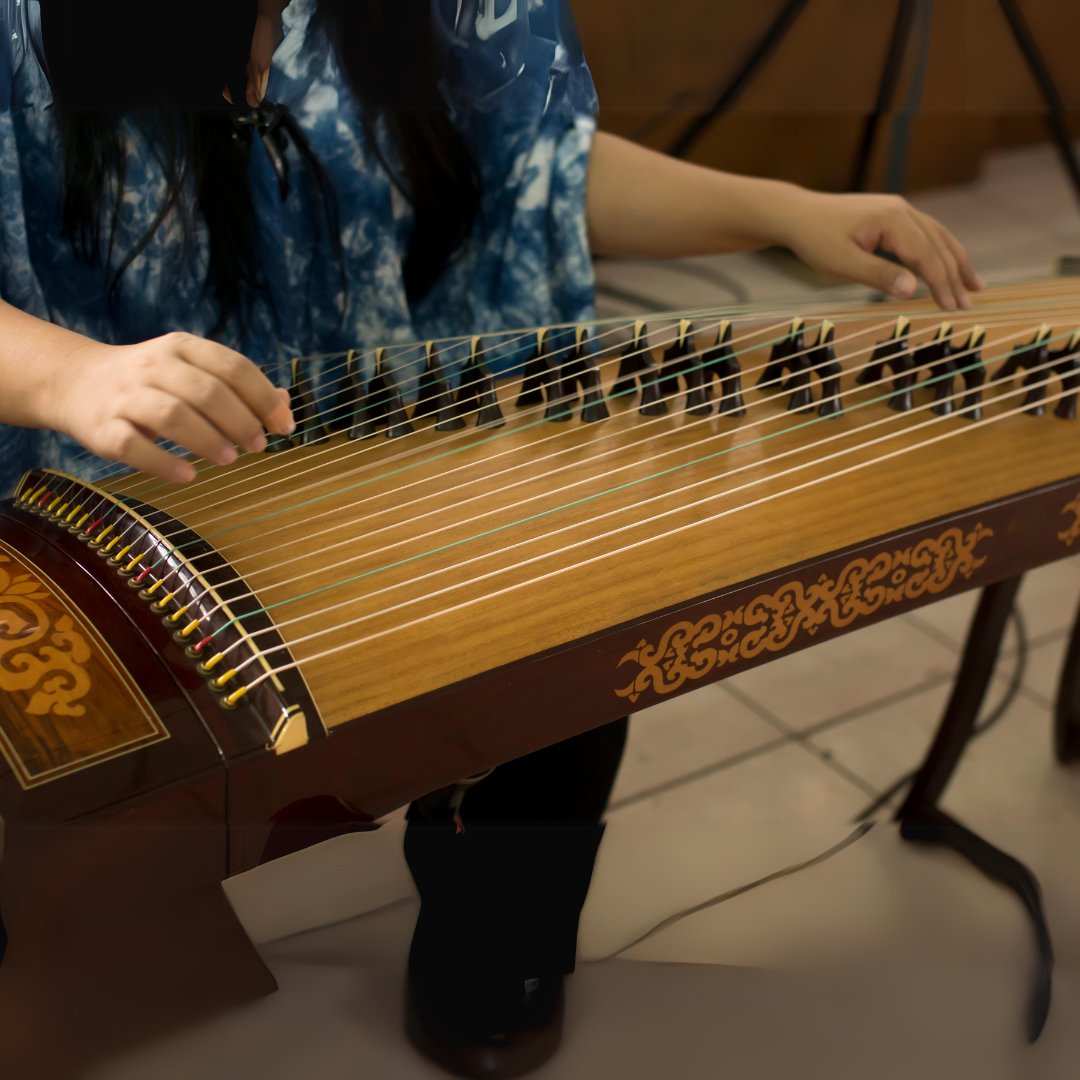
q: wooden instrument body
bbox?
[0,279,1079,1072]
[2,280,1080,873]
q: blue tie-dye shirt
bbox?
[0,0,597,493]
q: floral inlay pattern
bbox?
[616,524,993,704]
[1058,492,1080,547]
[0,556,93,717]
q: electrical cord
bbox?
[588,822,875,962]
[590,603,1028,961]
[593,259,752,314]
[854,603,1029,823]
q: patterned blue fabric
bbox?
[0,0,597,494]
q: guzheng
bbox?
[5,278,1080,857]
[3,277,1080,1065]
[2,276,1080,1062]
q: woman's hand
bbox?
[49,333,295,483]
[586,132,983,311]
[773,190,984,312]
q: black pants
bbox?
[404,718,629,983]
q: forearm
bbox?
[584,129,981,311]
[0,298,94,430]
[0,299,293,482]
[585,130,806,259]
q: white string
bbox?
[234,353,1075,689]
[184,322,1034,640]
[53,285,1080,505]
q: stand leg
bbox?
[997,0,1080,208]
[897,575,1053,1043]
[668,0,811,159]
[849,0,918,192]
[1053,594,1080,762]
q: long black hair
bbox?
[40,0,481,326]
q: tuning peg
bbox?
[1050,327,1080,421]
[808,321,843,417]
[859,316,915,411]
[659,320,711,417]
[571,328,610,423]
[915,323,957,416]
[362,347,415,438]
[954,326,987,421]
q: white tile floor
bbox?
[95,144,1080,1078]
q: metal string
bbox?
[167,320,1034,640]
[204,332,1044,666]
[240,378,1078,693]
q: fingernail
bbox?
[974,273,986,290]
[892,270,917,298]
[220,446,237,466]
[957,289,972,309]
[268,402,296,436]
[251,433,267,454]
[174,462,196,484]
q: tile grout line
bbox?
[612,673,958,812]
[612,615,1063,813]
[720,682,880,799]
[607,733,791,812]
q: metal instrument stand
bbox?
[896,576,1053,1042]
[669,0,1080,207]
[666,0,1080,1041]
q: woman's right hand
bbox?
[50,332,295,483]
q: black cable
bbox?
[590,822,875,962]
[882,0,934,195]
[854,603,1029,823]
[668,0,812,160]
[594,260,751,312]
[592,283,668,314]
[655,261,752,305]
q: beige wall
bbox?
[573,0,1080,192]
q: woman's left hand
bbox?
[587,133,984,313]
[774,190,984,311]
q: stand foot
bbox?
[897,575,1053,1042]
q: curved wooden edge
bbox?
[7,472,323,759]
[0,513,225,829]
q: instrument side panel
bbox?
[225,473,1080,873]
[0,512,225,830]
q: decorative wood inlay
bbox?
[0,540,168,789]
[1059,491,1080,547]
[615,523,992,703]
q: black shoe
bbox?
[405,972,564,1079]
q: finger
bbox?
[910,211,969,309]
[94,418,198,484]
[161,333,295,436]
[827,241,920,300]
[875,214,960,311]
[119,387,238,466]
[147,361,268,455]
[922,214,984,293]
